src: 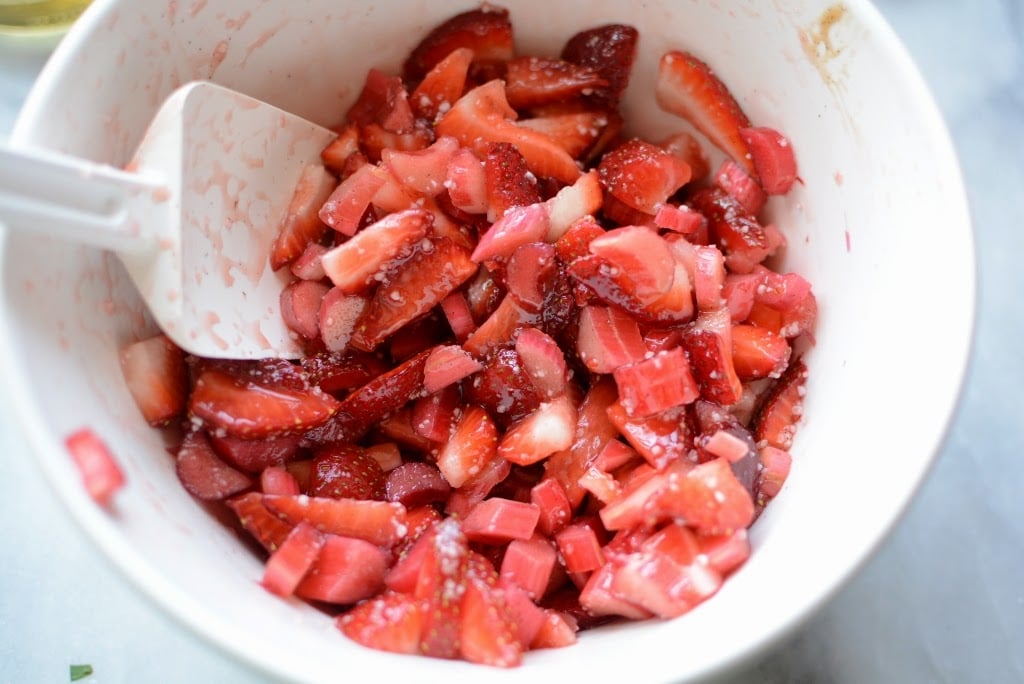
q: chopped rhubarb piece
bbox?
[65,428,125,508]
[613,347,700,418]
[440,292,476,342]
[660,130,712,185]
[411,386,460,444]
[757,445,793,504]
[279,279,330,340]
[506,242,557,312]
[320,208,433,294]
[261,522,325,597]
[296,533,390,604]
[731,323,791,380]
[338,591,425,655]
[436,405,498,489]
[365,443,402,472]
[753,357,808,450]
[462,497,540,544]
[309,444,385,500]
[505,56,608,109]
[498,396,577,466]
[260,466,301,495]
[445,146,489,215]
[471,203,550,263]
[500,536,558,598]
[402,7,515,82]
[682,307,744,406]
[360,123,434,164]
[227,492,294,552]
[317,288,367,353]
[514,327,568,399]
[382,136,459,197]
[692,244,727,313]
[740,126,798,195]
[755,269,814,312]
[270,163,335,270]
[554,522,605,574]
[560,24,639,110]
[654,203,705,235]
[578,562,653,620]
[263,495,407,547]
[290,242,329,281]
[697,528,751,575]
[120,334,187,427]
[175,431,253,501]
[714,159,766,216]
[722,272,761,322]
[531,478,572,536]
[318,163,388,237]
[385,462,452,508]
[423,344,484,394]
[703,429,751,463]
[598,138,692,215]
[531,610,579,649]
[576,305,647,374]
[544,169,603,241]
[445,454,511,518]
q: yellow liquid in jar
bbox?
[0,0,91,34]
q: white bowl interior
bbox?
[1,0,974,682]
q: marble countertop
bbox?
[1,1,1021,681]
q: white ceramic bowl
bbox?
[2,1,974,682]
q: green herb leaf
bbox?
[70,664,93,681]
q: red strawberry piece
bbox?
[682,307,744,406]
[530,477,572,536]
[715,159,766,216]
[740,126,798,195]
[175,430,253,501]
[415,518,470,658]
[514,327,568,399]
[388,311,449,362]
[119,333,187,427]
[613,347,700,419]
[304,350,430,446]
[518,111,611,160]
[338,591,425,655]
[577,561,653,620]
[530,610,579,649]
[505,242,557,312]
[484,141,542,222]
[436,80,582,184]
[500,536,558,599]
[445,146,489,215]
[688,186,773,274]
[697,528,751,576]
[269,163,335,270]
[606,402,693,470]
[753,356,807,450]
[462,497,540,544]
[654,203,705,235]
[402,7,515,82]
[386,518,438,593]
[262,494,407,548]
[472,203,550,263]
[440,291,476,342]
[554,522,606,574]
[579,460,623,503]
[300,350,390,394]
[411,46,474,121]
[654,457,755,534]
[320,124,360,175]
[65,428,125,508]
[731,323,791,380]
[423,344,484,394]
[289,242,329,281]
[346,68,414,133]
[610,546,722,618]
[280,279,330,340]
[320,207,433,294]
[660,130,711,184]
[318,163,389,237]
[208,432,302,474]
[296,533,391,604]
[260,466,301,496]
[384,461,451,508]
[411,384,461,442]
[642,327,683,355]
[589,226,676,305]
[350,237,478,351]
[382,136,460,197]
[748,288,818,340]
[575,304,647,374]
[601,193,657,227]
[554,215,605,263]
[308,444,386,500]
[593,438,640,472]
[598,138,692,215]
[261,522,325,597]
[754,268,814,311]
[655,50,754,175]
[462,293,529,359]
[560,24,639,110]
[445,453,512,518]
[460,566,523,667]
[498,396,577,466]
[227,492,294,552]
[465,266,505,322]
[499,579,549,648]
[722,271,762,323]
[359,122,434,165]
[756,445,792,505]
[544,170,603,241]
[504,56,608,109]
[462,345,540,426]
[375,409,435,455]
[569,249,694,326]
[436,405,498,488]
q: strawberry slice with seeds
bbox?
[554,215,605,263]
[518,111,610,160]
[753,356,807,450]
[654,203,705,235]
[514,327,568,399]
[598,139,692,215]
[606,402,693,470]
[65,428,125,508]
[350,237,478,351]
[445,146,489,215]
[402,7,515,82]
[300,350,389,394]
[423,344,484,394]
[613,347,700,418]
[740,126,798,195]
[416,518,470,658]
[714,159,766,216]
[261,522,325,597]
[560,24,639,110]
[270,163,335,270]
[227,492,294,552]
[319,163,389,237]
[682,307,744,406]
[338,591,425,655]
[544,170,603,242]
[460,563,523,667]
[320,124,360,175]
[385,462,452,508]
[320,208,433,294]
[654,457,755,534]
[411,384,461,442]
[175,430,253,501]
[411,46,474,121]
[209,432,302,474]
[531,610,579,649]
[688,186,773,274]
[472,203,550,263]
[731,323,791,380]
[436,405,498,488]
[484,141,542,222]
[655,50,754,175]
[120,333,187,427]
[756,445,793,505]
[382,136,460,197]
[262,494,407,547]
[505,56,608,109]
[296,533,391,604]
[309,444,386,500]
[462,346,540,427]
[576,304,647,374]
[589,226,676,305]
[497,395,577,466]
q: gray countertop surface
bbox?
[1,1,1021,681]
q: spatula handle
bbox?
[0,144,163,254]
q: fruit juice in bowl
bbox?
[1,0,973,682]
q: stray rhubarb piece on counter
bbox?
[65,428,125,508]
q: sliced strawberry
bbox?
[505,56,608,110]
[411,46,474,121]
[688,186,773,273]
[270,163,335,270]
[350,237,477,351]
[518,111,610,161]
[175,430,253,501]
[436,80,582,184]
[484,141,542,222]
[320,207,433,294]
[505,242,557,312]
[65,428,125,508]
[531,477,573,536]
[436,405,498,488]
[460,571,523,668]
[531,610,579,649]
[411,384,461,442]
[359,122,434,164]
[697,528,750,576]
[280,279,330,341]
[500,579,549,648]
[588,226,675,304]
[578,562,653,620]
[554,215,605,263]
[560,24,639,110]
[714,159,766,216]
[445,453,512,518]
[261,522,325,597]
[544,170,603,242]
[753,356,807,450]
[317,288,367,353]
[462,497,540,544]
[740,126,798,195]
[462,346,540,426]
[416,518,470,658]
[423,344,484,394]
[289,242,329,282]
[120,334,187,427]
[598,139,691,215]
[731,323,791,380]
[338,591,425,655]
[748,289,818,340]
[445,146,489,215]
[613,347,700,419]
[462,293,530,359]
[308,444,386,500]
[606,402,693,470]
[209,432,301,474]
[655,457,755,534]
[402,7,515,82]
[575,304,647,374]
[568,252,693,325]
[660,130,711,184]
[500,536,558,599]
[347,68,414,133]
[296,533,390,604]
[514,327,568,399]
[300,350,390,394]
[756,445,793,505]
[593,438,640,472]
[260,466,301,495]
[320,124,360,174]
[263,494,407,547]
[682,308,744,406]
[498,395,577,466]
[227,492,294,552]
[655,50,754,175]
[318,163,388,237]
[472,203,550,263]
[754,268,814,312]
[382,136,460,197]
[722,272,761,323]
[385,462,451,508]
[609,546,722,618]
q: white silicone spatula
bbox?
[0,81,336,359]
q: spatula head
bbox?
[123,81,336,359]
